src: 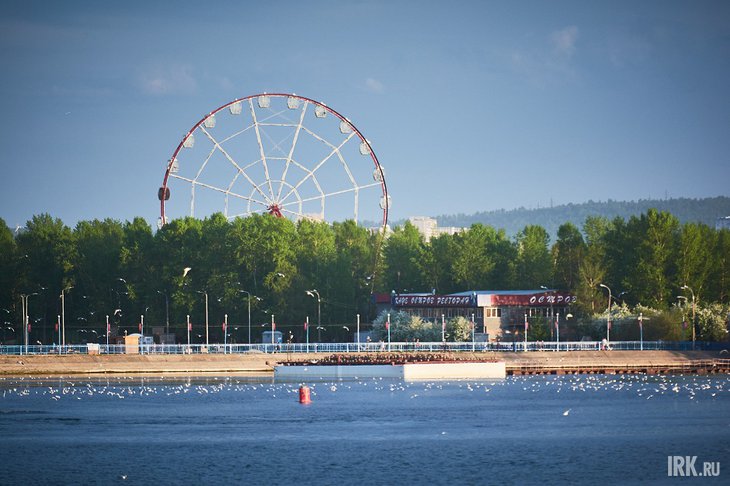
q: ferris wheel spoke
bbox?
[279,206,309,220]
[279,131,356,204]
[248,99,276,202]
[280,182,379,207]
[277,102,308,202]
[170,174,270,208]
[199,126,271,204]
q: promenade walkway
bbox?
[1,350,727,376]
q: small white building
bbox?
[716,216,730,231]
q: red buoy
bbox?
[299,385,312,404]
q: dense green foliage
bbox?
[1,207,728,344]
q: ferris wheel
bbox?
[158,93,390,230]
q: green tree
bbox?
[451,224,497,290]
[627,209,679,307]
[15,214,74,342]
[676,222,714,302]
[382,222,425,293]
[71,218,125,334]
[709,229,730,304]
[422,233,457,293]
[514,225,552,289]
[577,216,612,314]
[0,219,18,323]
[446,316,472,342]
[552,222,585,291]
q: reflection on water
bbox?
[1,374,728,485]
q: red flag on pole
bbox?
[138,323,142,333]
[28,323,31,332]
[524,315,528,330]
[188,322,192,332]
[303,321,308,331]
[55,322,59,332]
[385,320,390,330]
[222,321,226,331]
[272,322,276,331]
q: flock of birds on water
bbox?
[1,374,727,482]
[0,373,727,404]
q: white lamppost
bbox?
[305,316,310,349]
[524,313,528,351]
[681,285,696,350]
[238,290,259,345]
[196,290,209,347]
[21,292,39,354]
[599,284,612,343]
[157,290,170,336]
[471,313,476,352]
[271,314,275,345]
[223,314,228,351]
[60,286,73,347]
[441,314,445,342]
[186,314,191,347]
[306,289,321,342]
[386,313,391,351]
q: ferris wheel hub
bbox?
[267,203,284,218]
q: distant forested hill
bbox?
[433,196,730,240]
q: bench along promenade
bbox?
[1,346,728,377]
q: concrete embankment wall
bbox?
[0,350,726,376]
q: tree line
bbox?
[1,208,728,344]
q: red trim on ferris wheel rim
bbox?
[160,93,388,227]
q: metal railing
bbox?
[0,340,725,356]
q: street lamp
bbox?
[541,286,555,340]
[681,285,696,350]
[156,290,169,336]
[306,289,321,342]
[238,290,260,345]
[20,292,39,354]
[196,290,209,347]
[599,284,612,344]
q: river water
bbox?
[1,374,728,485]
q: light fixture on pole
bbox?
[677,295,688,339]
[238,290,260,345]
[271,314,275,345]
[223,314,228,351]
[186,314,191,346]
[599,284,612,343]
[157,290,170,336]
[524,313,528,350]
[680,285,696,350]
[196,290,209,347]
[305,316,309,349]
[60,286,73,347]
[306,289,321,342]
[441,314,445,342]
[386,313,391,351]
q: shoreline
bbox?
[1,350,728,377]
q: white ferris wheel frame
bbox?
[159,93,389,229]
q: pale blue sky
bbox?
[1,0,728,230]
